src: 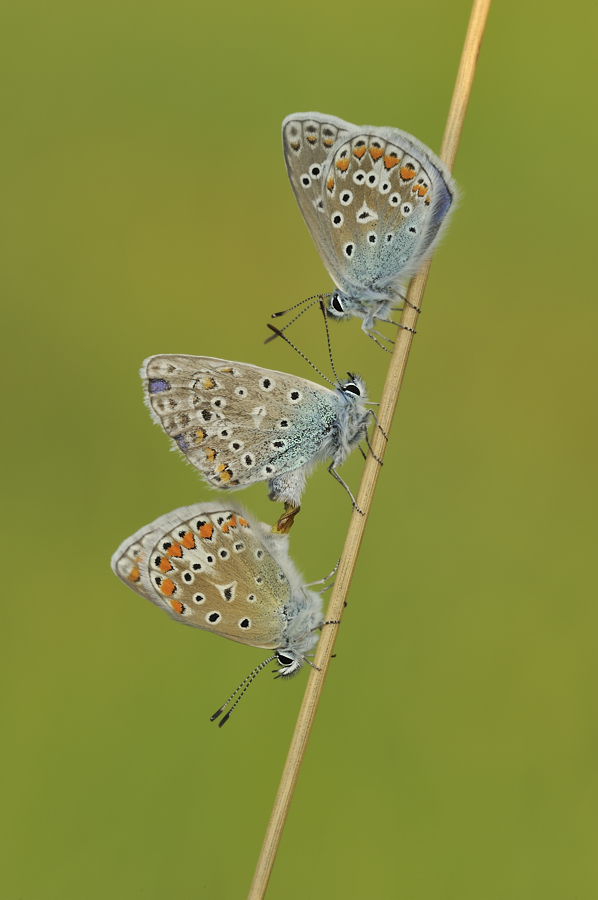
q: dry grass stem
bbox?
[247,2,492,896]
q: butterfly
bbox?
[280,112,458,348]
[142,354,376,528]
[111,502,329,725]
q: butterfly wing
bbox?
[111,503,293,649]
[142,355,340,491]
[320,126,457,297]
[282,112,356,287]
[111,519,159,605]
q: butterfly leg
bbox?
[391,298,422,314]
[328,463,364,515]
[363,428,383,465]
[369,328,395,345]
[366,408,388,441]
[303,559,340,588]
[387,319,417,334]
[364,330,392,352]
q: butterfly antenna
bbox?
[210,655,276,728]
[265,295,328,344]
[318,298,340,385]
[265,324,336,387]
[271,293,332,319]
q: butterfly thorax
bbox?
[327,290,397,331]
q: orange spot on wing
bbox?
[181,531,195,550]
[204,447,217,462]
[219,367,233,373]
[167,543,183,558]
[326,176,334,192]
[195,428,206,444]
[369,145,384,160]
[400,165,416,181]
[158,557,173,573]
[228,516,237,528]
[413,184,428,197]
[290,140,300,150]
[202,377,216,390]
[323,138,333,147]
[160,579,176,597]
[384,155,400,169]
[169,599,184,614]
[353,145,366,159]
[307,134,317,144]
[216,464,233,483]
[221,523,229,533]
[425,195,431,206]
[238,517,249,527]
[335,158,350,172]
[128,566,140,582]
[199,522,214,540]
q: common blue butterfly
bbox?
[281,112,458,347]
[111,502,329,725]
[143,355,376,527]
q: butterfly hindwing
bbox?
[320,126,456,295]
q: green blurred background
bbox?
[2,0,596,897]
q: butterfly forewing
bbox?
[143,355,340,490]
[113,505,292,649]
[112,522,160,605]
[282,113,355,285]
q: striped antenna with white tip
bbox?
[265,293,330,344]
[265,324,336,388]
[210,655,277,728]
[318,298,341,386]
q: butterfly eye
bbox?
[344,383,361,397]
[276,652,294,667]
[331,294,345,314]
